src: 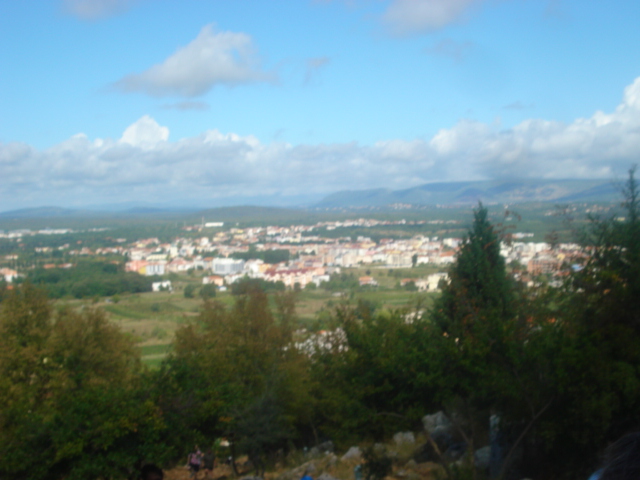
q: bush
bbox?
[184,284,197,298]
[200,284,217,300]
[231,278,286,295]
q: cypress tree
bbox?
[433,203,514,339]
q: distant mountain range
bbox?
[313,179,620,208]
[0,207,82,218]
[0,205,197,219]
[0,179,622,219]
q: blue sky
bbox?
[1,0,640,209]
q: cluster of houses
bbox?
[119,222,583,291]
[0,268,20,283]
[0,217,585,291]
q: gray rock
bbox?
[404,459,418,469]
[317,441,335,453]
[341,446,362,461]
[393,431,416,445]
[373,443,386,455]
[422,411,452,434]
[474,446,491,470]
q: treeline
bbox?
[231,247,290,264]
[230,277,286,295]
[3,173,640,479]
[27,260,154,298]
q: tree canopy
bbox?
[0,284,165,480]
[4,175,640,479]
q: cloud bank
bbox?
[113,25,275,98]
[3,77,640,208]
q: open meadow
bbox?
[55,266,443,368]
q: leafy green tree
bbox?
[158,290,313,468]
[403,280,418,291]
[321,273,359,291]
[199,283,217,300]
[27,260,152,299]
[0,284,164,480]
[423,177,640,479]
[184,283,197,298]
[231,277,285,295]
[528,168,640,477]
[229,390,294,477]
[426,204,531,477]
[432,203,514,336]
[231,247,290,264]
[310,300,437,444]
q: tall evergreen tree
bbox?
[538,167,640,474]
[574,166,640,334]
[427,204,520,477]
[433,203,514,338]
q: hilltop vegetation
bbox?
[1,174,640,479]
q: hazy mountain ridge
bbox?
[315,179,618,208]
[0,207,85,218]
[0,180,620,220]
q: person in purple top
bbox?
[188,446,203,479]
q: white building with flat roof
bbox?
[212,258,245,275]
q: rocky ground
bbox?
[161,440,444,480]
[162,411,486,480]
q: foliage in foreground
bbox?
[2,171,640,479]
[310,172,640,479]
[0,284,166,480]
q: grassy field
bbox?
[56,266,444,367]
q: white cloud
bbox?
[113,24,275,98]
[120,115,169,147]
[62,0,138,20]
[427,78,640,179]
[381,0,482,36]
[3,78,640,208]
